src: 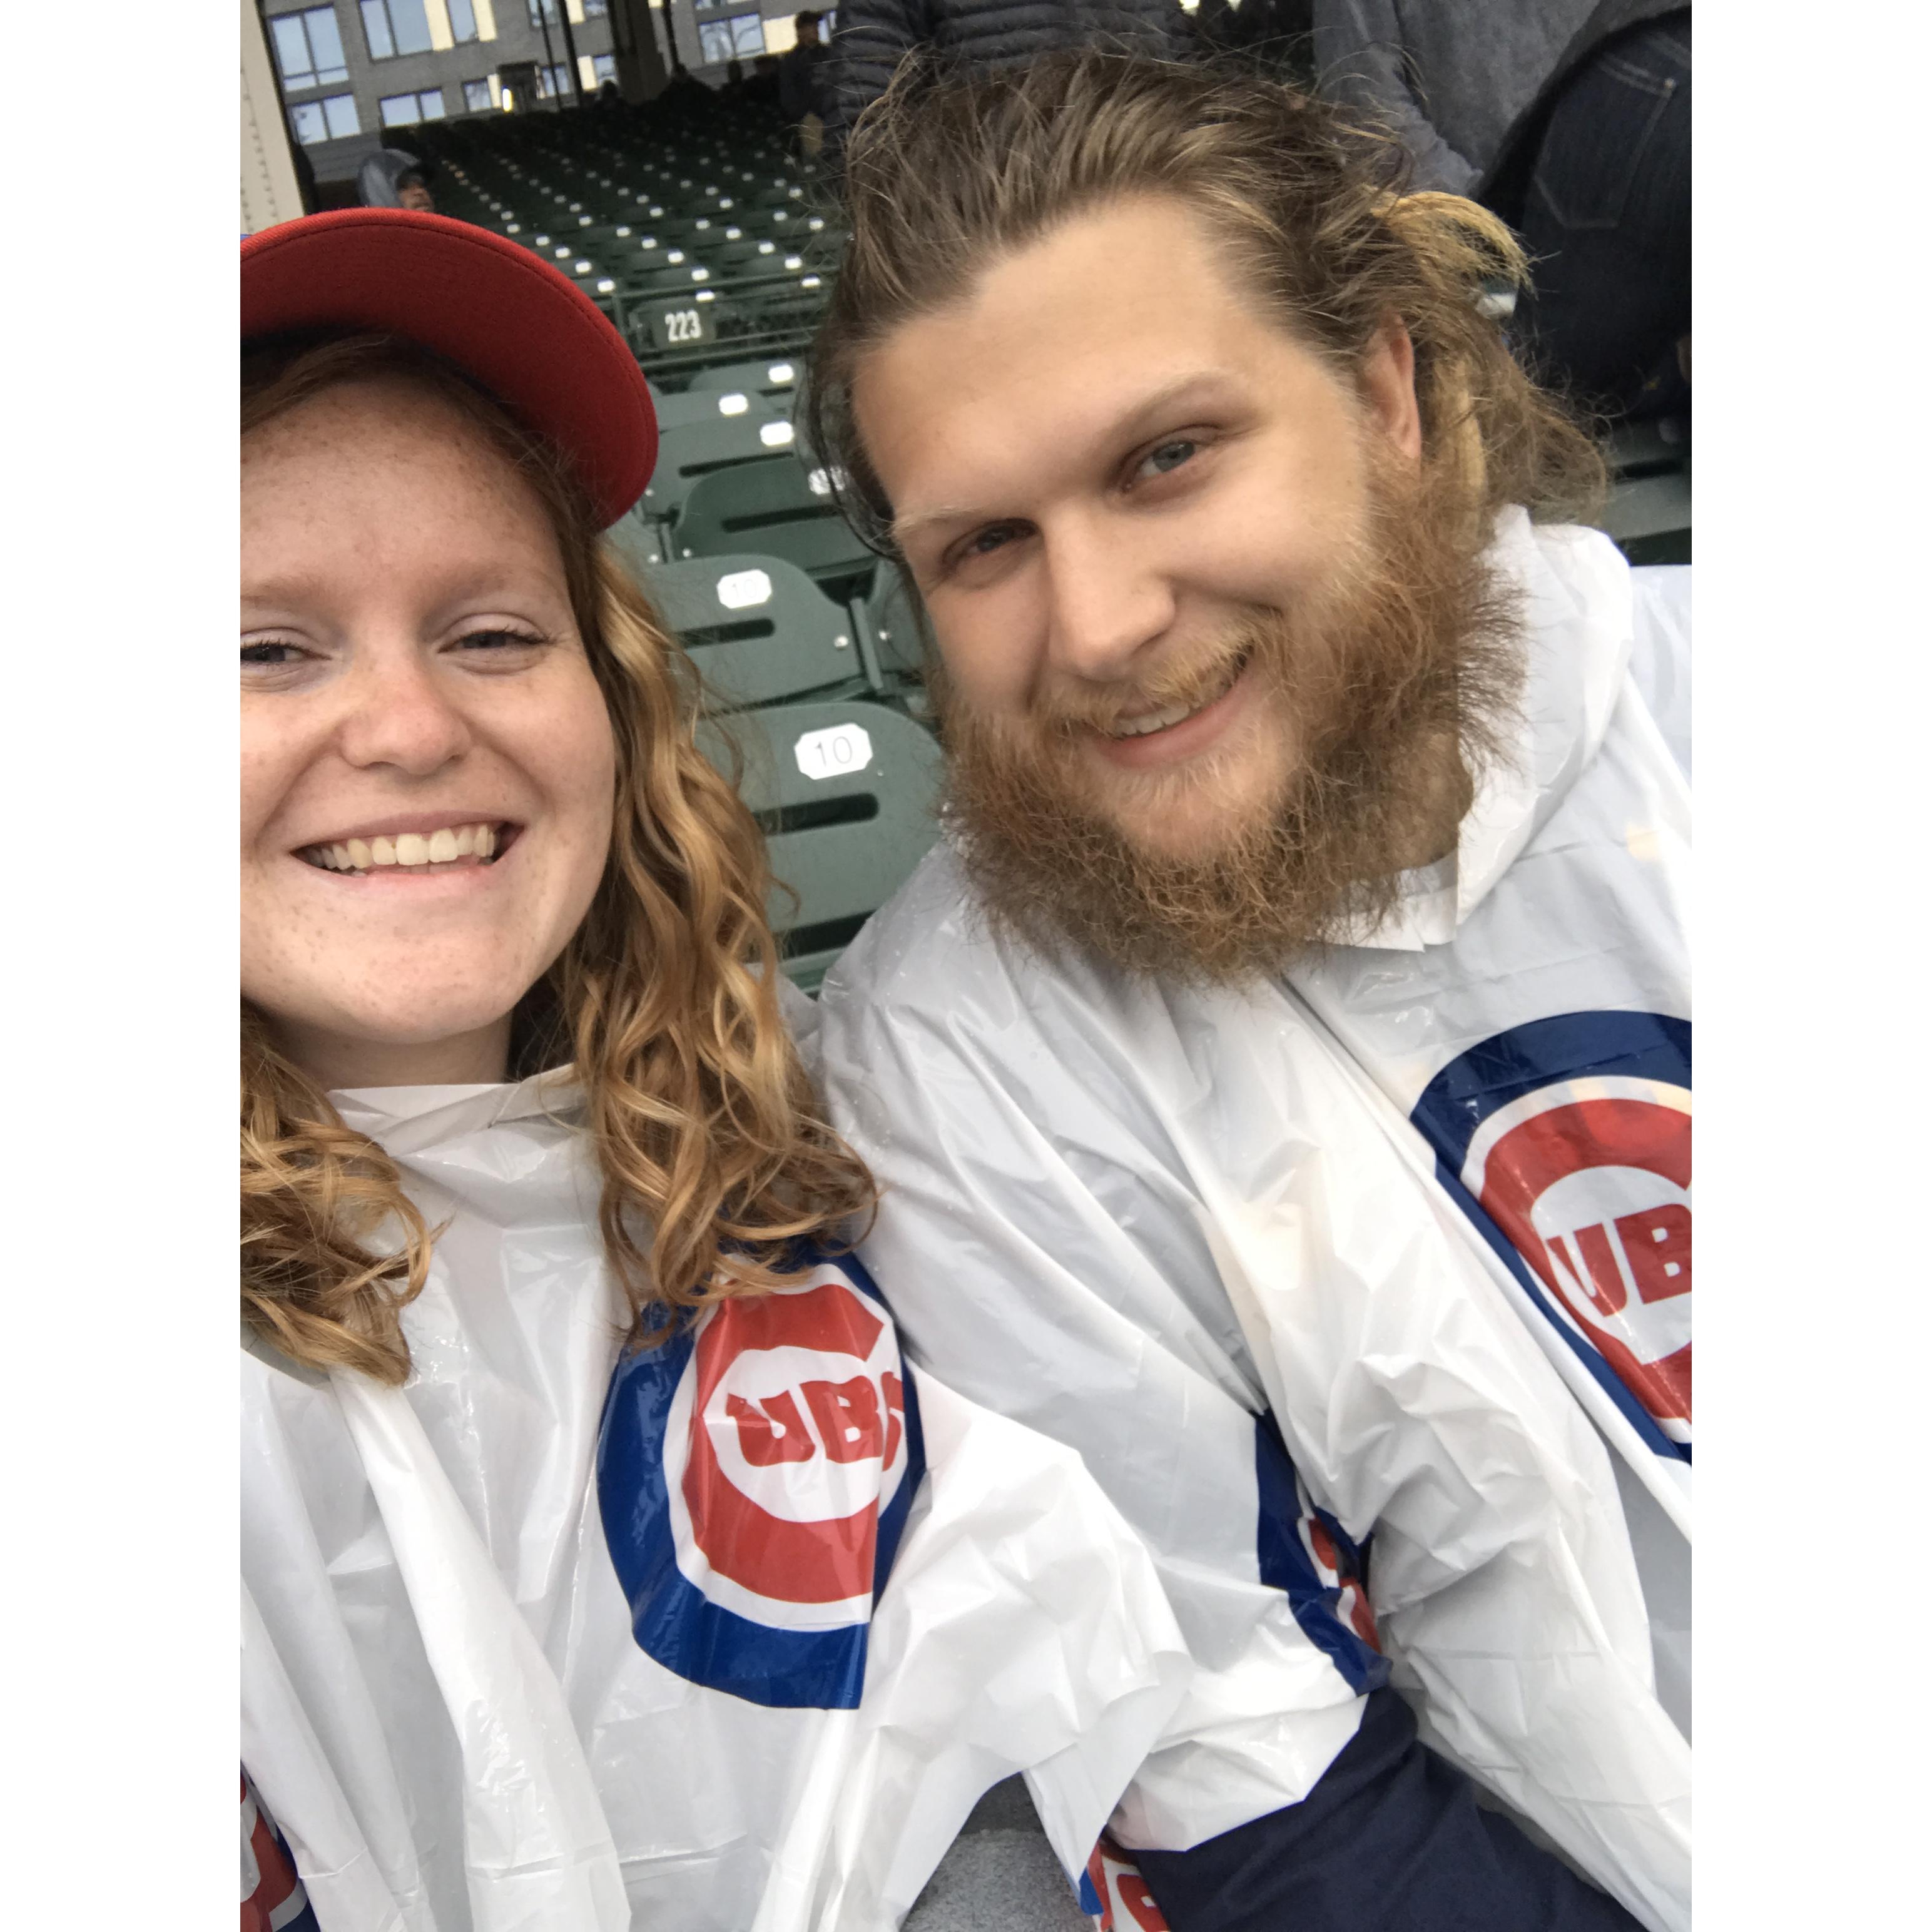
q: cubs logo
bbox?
[1080,1841,1170,1931]
[1412,1011,1690,1459]
[596,1249,925,1709]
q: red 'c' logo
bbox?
[1465,1080,1690,1436]
[680,1279,908,1609]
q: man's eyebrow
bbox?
[890,369,1246,544]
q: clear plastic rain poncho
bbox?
[813,511,1692,1932]
[241,1065,1191,1931]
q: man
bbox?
[780,9,828,119]
[810,52,1690,1932]
[355,147,435,211]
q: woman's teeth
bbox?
[302,822,500,875]
[1106,653,1249,740]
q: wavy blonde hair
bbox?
[242,334,875,1385]
[808,50,1605,554]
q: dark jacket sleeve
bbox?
[1133,1688,1644,1932]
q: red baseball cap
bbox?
[241,208,657,527]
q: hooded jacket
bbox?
[813,511,1692,1931]
[818,0,1189,161]
[240,1069,1188,1931]
[357,148,429,208]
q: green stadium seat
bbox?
[698,699,945,991]
[640,552,868,711]
[1602,417,1690,564]
[649,387,779,434]
[857,563,930,686]
[642,415,806,522]
[670,457,877,601]
[688,357,804,402]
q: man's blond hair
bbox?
[808,50,1604,551]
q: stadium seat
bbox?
[641,415,806,522]
[688,357,804,402]
[857,564,929,685]
[697,699,945,992]
[671,456,877,600]
[1602,417,1691,565]
[649,387,778,434]
[639,552,868,711]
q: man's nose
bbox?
[335,648,472,778]
[1040,512,1177,683]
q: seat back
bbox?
[699,699,945,990]
[687,355,804,401]
[648,386,778,434]
[642,552,864,710]
[671,456,875,599]
[862,563,930,684]
[642,416,805,522]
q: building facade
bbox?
[260,0,823,186]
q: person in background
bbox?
[1312,1,1689,418]
[355,146,435,211]
[817,0,1191,169]
[807,50,1690,1932]
[780,10,831,154]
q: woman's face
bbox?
[242,375,617,1089]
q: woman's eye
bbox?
[1137,438,1199,480]
[454,628,546,653]
[966,524,1019,559]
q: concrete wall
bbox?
[243,0,307,231]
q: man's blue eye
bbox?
[242,641,301,666]
[1144,439,1197,476]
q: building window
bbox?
[380,87,447,124]
[699,12,763,61]
[535,62,575,98]
[449,0,481,39]
[462,77,494,111]
[289,92,362,143]
[591,52,616,83]
[529,0,608,19]
[269,6,348,91]
[362,0,434,59]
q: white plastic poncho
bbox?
[813,512,1691,1932]
[240,1070,1189,1932]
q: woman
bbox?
[238,209,1183,1931]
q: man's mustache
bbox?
[1031,622,1275,738]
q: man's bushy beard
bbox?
[932,460,1525,985]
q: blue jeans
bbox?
[1513,11,1691,420]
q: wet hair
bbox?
[240,333,875,1385]
[806,49,1604,556]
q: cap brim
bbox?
[242,210,656,527]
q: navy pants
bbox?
[1512,11,1692,420]
[1133,1687,1643,1931]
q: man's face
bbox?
[852,193,1514,980]
[798,16,820,44]
[397,177,435,212]
[855,194,1423,865]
